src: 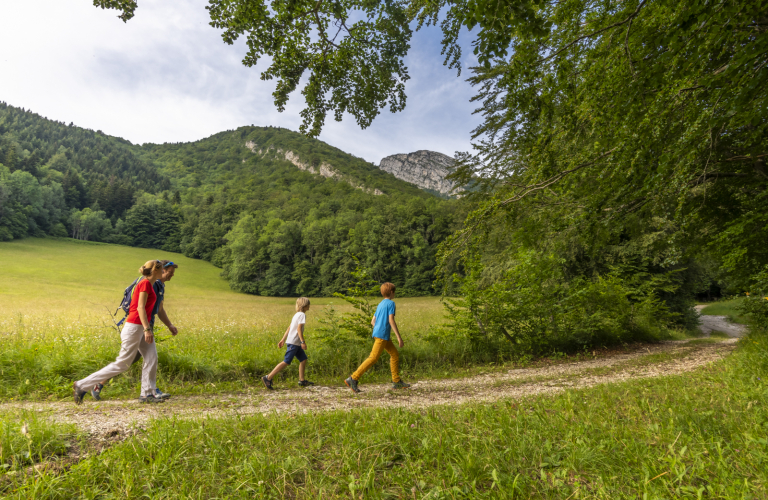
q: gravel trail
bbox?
[695,305,747,337]
[2,338,738,438]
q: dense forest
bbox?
[0,102,462,296]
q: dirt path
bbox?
[3,338,737,438]
[695,305,747,337]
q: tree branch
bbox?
[499,147,618,207]
[624,16,635,76]
[499,325,515,343]
[690,171,750,186]
[539,0,648,64]
[723,154,767,162]
[447,148,618,255]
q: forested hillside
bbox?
[0,102,462,296]
[0,102,168,219]
[141,126,426,197]
[135,127,462,295]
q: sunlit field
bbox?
[0,238,450,400]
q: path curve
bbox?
[695,305,747,337]
[4,339,738,438]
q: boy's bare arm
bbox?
[389,315,404,348]
[297,324,307,349]
[277,327,290,348]
[371,315,376,327]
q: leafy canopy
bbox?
[443,0,767,283]
[93,0,543,136]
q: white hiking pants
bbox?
[76,322,158,397]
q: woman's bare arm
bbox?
[137,292,153,343]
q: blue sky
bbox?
[0,0,481,164]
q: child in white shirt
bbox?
[262,297,313,389]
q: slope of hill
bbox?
[0,103,463,296]
[0,102,169,219]
[139,126,428,198]
[131,126,462,296]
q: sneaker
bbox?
[262,375,274,390]
[73,383,87,405]
[154,388,171,400]
[392,380,411,389]
[90,383,104,401]
[344,377,361,394]
[298,380,315,387]
[138,395,164,404]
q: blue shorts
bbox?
[284,344,307,365]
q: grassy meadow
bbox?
[0,238,456,400]
[2,327,766,498]
[2,238,767,498]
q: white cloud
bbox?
[0,0,480,163]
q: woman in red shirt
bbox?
[73,260,165,404]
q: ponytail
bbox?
[139,260,162,277]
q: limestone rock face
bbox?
[378,150,455,196]
[244,142,383,195]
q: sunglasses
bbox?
[163,261,176,268]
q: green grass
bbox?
[0,238,461,400]
[3,238,766,498]
[700,299,751,325]
[0,410,79,473]
[3,335,766,498]
[0,237,705,401]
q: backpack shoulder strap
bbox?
[129,276,143,300]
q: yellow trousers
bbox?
[352,338,400,383]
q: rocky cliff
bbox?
[378,150,455,196]
[245,141,383,195]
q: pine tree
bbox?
[3,144,17,171]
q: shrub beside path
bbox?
[2,338,738,438]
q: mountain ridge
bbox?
[136,125,428,199]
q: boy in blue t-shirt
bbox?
[344,282,410,393]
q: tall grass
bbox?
[5,334,767,498]
[1,238,461,399]
[0,410,78,471]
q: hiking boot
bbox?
[73,383,87,405]
[298,380,315,387]
[262,375,274,390]
[392,380,411,390]
[344,377,361,394]
[154,388,171,400]
[90,383,104,401]
[138,394,164,404]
